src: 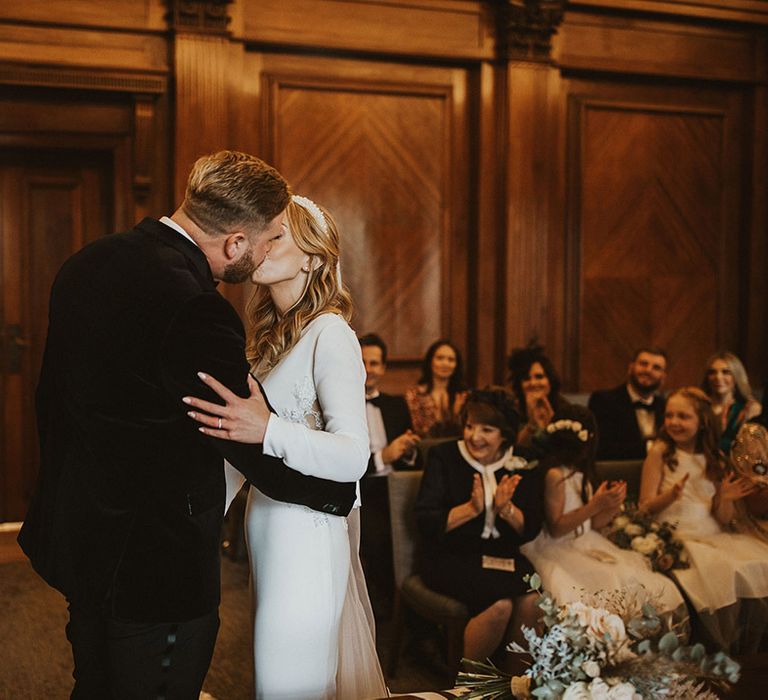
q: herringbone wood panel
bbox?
[272,84,448,360]
[579,106,722,389]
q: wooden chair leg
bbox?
[387,591,406,678]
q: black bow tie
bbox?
[632,401,654,412]
[366,395,383,408]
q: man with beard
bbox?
[588,348,668,460]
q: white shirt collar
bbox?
[160,216,199,248]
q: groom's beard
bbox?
[222,247,257,284]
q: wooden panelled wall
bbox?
[0,0,766,517]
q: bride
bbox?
[184,195,387,699]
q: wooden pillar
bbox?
[168,0,235,203]
[494,1,567,383]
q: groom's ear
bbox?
[224,231,247,260]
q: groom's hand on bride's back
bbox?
[183,372,270,443]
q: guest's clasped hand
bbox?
[493,474,522,514]
[526,391,554,429]
[669,472,690,501]
[381,429,420,464]
[183,372,270,443]
[591,480,626,514]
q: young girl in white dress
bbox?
[186,196,387,698]
[639,386,768,652]
[522,405,686,618]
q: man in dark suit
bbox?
[18,151,356,699]
[588,347,668,461]
[358,333,419,614]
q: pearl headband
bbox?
[290,193,342,285]
[292,194,328,234]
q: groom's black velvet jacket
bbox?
[18,218,356,622]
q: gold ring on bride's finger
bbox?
[218,417,222,430]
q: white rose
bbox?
[587,678,610,700]
[571,421,583,432]
[631,535,657,555]
[578,429,589,441]
[624,524,644,537]
[546,423,556,433]
[566,603,627,648]
[582,660,601,678]
[646,532,661,546]
[606,681,641,700]
[562,682,591,700]
[612,515,630,529]
[555,420,568,430]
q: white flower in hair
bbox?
[578,429,589,442]
[292,194,328,234]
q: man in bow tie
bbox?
[588,348,668,460]
[358,333,420,614]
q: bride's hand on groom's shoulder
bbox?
[183,372,269,443]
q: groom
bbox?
[18,151,356,698]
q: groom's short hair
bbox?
[182,151,290,236]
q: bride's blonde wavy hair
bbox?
[246,197,353,372]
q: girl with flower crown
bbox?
[415,388,544,661]
[184,196,386,698]
[639,387,768,653]
[521,405,686,619]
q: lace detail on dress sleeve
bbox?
[278,376,325,430]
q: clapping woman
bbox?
[415,388,543,660]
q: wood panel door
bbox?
[238,52,471,392]
[0,148,112,522]
[563,80,746,391]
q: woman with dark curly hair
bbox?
[405,339,467,437]
[507,344,569,447]
[415,388,543,660]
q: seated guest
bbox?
[405,339,467,438]
[701,351,762,454]
[639,387,768,653]
[359,333,420,612]
[588,347,667,460]
[507,344,569,448]
[521,405,686,618]
[415,389,543,660]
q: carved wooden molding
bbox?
[494,0,566,62]
[165,0,233,35]
[0,63,167,94]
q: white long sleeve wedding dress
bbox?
[224,313,387,699]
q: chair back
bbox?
[416,436,454,468]
[387,470,424,590]
[593,459,643,502]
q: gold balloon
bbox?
[731,423,768,486]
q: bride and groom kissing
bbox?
[18,151,387,699]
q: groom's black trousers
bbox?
[66,603,219,699]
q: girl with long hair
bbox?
[521,405,685,617]
[639,387,768,653]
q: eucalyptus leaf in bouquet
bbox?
[456,577,739,700]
